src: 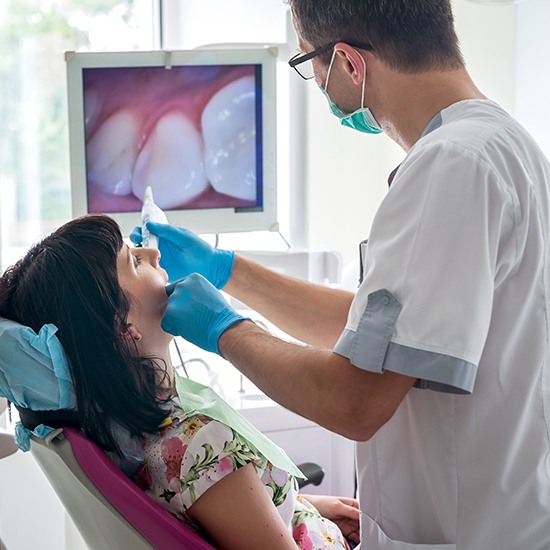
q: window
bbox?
[0,0,157,270]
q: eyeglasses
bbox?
[288,40,373,80]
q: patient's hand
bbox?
[300,494,360,544]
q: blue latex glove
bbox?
[130,223,234,288]
[162,273,247,355]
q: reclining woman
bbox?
[0,214,358,550]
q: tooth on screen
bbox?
[86,109,140,196]
[201,76,257,202]
[84,86,101,130]
[132,112,208,208]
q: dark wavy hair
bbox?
[0,214,170,455]
[287,0,464,72]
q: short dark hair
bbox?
[287,0,464,72]
[0,215,170,455]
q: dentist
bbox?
[141,1,550,547]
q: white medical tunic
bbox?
[334,100,550,549]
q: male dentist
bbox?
[142,1,550,547]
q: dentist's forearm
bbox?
[223,255,354,348]
[219,320,416,441]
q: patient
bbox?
[0,214,359,550]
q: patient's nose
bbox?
[142,247,161,266]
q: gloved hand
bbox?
[162,273,248,355]
[130,223,234,288]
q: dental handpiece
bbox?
[141,186,168,249]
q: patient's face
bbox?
[116,244,170,340]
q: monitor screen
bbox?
[66,48,277,235]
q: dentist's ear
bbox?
[334,43,367,86]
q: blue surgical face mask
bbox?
[320,49,382,135]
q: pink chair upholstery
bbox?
[30,427,216,549]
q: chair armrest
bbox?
[296,462,325,489]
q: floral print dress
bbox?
[132,400,349,549]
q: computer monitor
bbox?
[65,48,278,236]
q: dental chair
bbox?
[28,422,324,550]
[30,425,216,550]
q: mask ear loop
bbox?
[355,49,367,109]
[324,49,338,91]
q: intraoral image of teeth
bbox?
[84,87,102,129]
[83,65,259,213]
[132,111,208,209]
[86,108,141,196]
[201,75,257,202]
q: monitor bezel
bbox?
[65,48,278,236]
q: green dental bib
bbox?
[174,373,305,480]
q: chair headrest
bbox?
[0,317,76,411]
[0,316,76,451]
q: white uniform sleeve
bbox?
[334,140,518,393]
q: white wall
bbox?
[454,1,517,112]
[515,0,550,158]
[161,0,288,49]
